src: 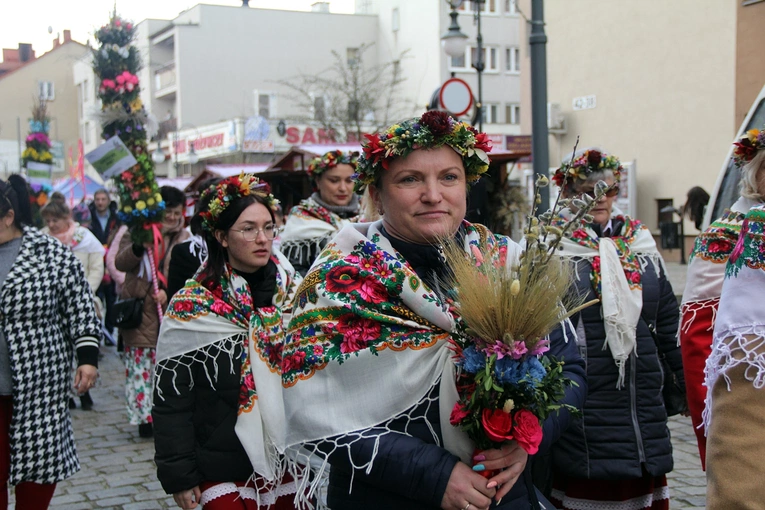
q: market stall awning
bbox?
[185,163,271,192]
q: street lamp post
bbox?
[529,0,550,213]
[441,0,484,131]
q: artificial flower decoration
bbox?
[732,128,765,168]
[306,150,359,180]
[354,110,492,192]
[93,13,162,244]
[199,173,279,232]
[551,149,623,188]
[23,99,54,169]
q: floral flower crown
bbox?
[354,110,492,192]
[199,173,279,232]
[552,149,623,187]
[307,150,359,180]
[732,128,765,168]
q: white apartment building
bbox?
[74,1,524,178]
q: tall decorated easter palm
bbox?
[92,13,163,245]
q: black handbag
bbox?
[111,297,144,330]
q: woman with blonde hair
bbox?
[280,150,359,275]
[680,129,765,468]
[703,128,765,508]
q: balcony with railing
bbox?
[154,62,177,98]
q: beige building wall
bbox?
[736,0,765,127]
[522,0,736,235]
[0,41,88,176]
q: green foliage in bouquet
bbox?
[92,14,163,244]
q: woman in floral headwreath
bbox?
[548,149,683,510]
[280,150,360,275]
[279,111,586,510]
[680,128,765,469]
[702,131,765,509]
[153,174,301,510]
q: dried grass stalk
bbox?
[441,238,589,351]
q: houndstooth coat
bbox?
[0,227,101,485]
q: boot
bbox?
[138,423,153,438]
[68,398,76,410]
[80,392,93,411]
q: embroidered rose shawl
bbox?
[155,249,301,496]
[681,197,756,332]
[279,197,358,269]
[553,211,663,387]
[703,204,765,430]
[276,220,521,504]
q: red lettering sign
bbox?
[301,127,317,144]
[286,127,300,144]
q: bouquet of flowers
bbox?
[444,143,612,457]
[23,98,54,169]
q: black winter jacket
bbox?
[88,200,120,245]
[153,340,253,494]
[327,321,587,510]
[552,253,683,480]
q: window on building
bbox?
[77,83,84,119]
[468,46,499,72]
[506,46,520,73]
[314,96,326,122]
[392,7,400,32]
[84,121,91,144]
[348,100,360,122]
[506,103,520,124]
[254,90,276,119]
[505,0,517,14]
[347,47,360,68]
[38,81,55,101]
[482,103,500,124]
[458,0,498,13]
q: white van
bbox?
[703,84,765,228]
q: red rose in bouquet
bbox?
[481,408,514,443]
[512,409,543,455]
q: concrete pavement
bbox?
[9,261,704,508]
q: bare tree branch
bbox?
[274,43,412,142]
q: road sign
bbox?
[439,77,474,117]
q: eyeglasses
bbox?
[229,224,279,242]
[578,186,620,198]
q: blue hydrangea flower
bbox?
[494,357,522,384]
[459,345,486,374]
[522,357,546,384]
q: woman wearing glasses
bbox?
[153,174,301,510]
[547,150,683,510]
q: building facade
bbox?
[518,0,754,253]
[0,32,87,178]
[72,1,524,178]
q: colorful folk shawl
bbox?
[279,196,358,269]
[279,220,521,505]
[155,249,301,498]
[681,197,756,331]
[704,204,765,430]
[554,211,663,387]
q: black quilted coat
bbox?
[551,252,683,480]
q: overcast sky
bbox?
[0,0,356,58]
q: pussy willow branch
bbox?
[543,135,580,244]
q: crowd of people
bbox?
[0,112,762,509]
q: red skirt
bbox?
[550,472,670,510]
[199,479,298,510]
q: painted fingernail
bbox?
[497,497,503,504]
[472,464,485,471]
[486,481,498,489]
[473,454,486,462]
